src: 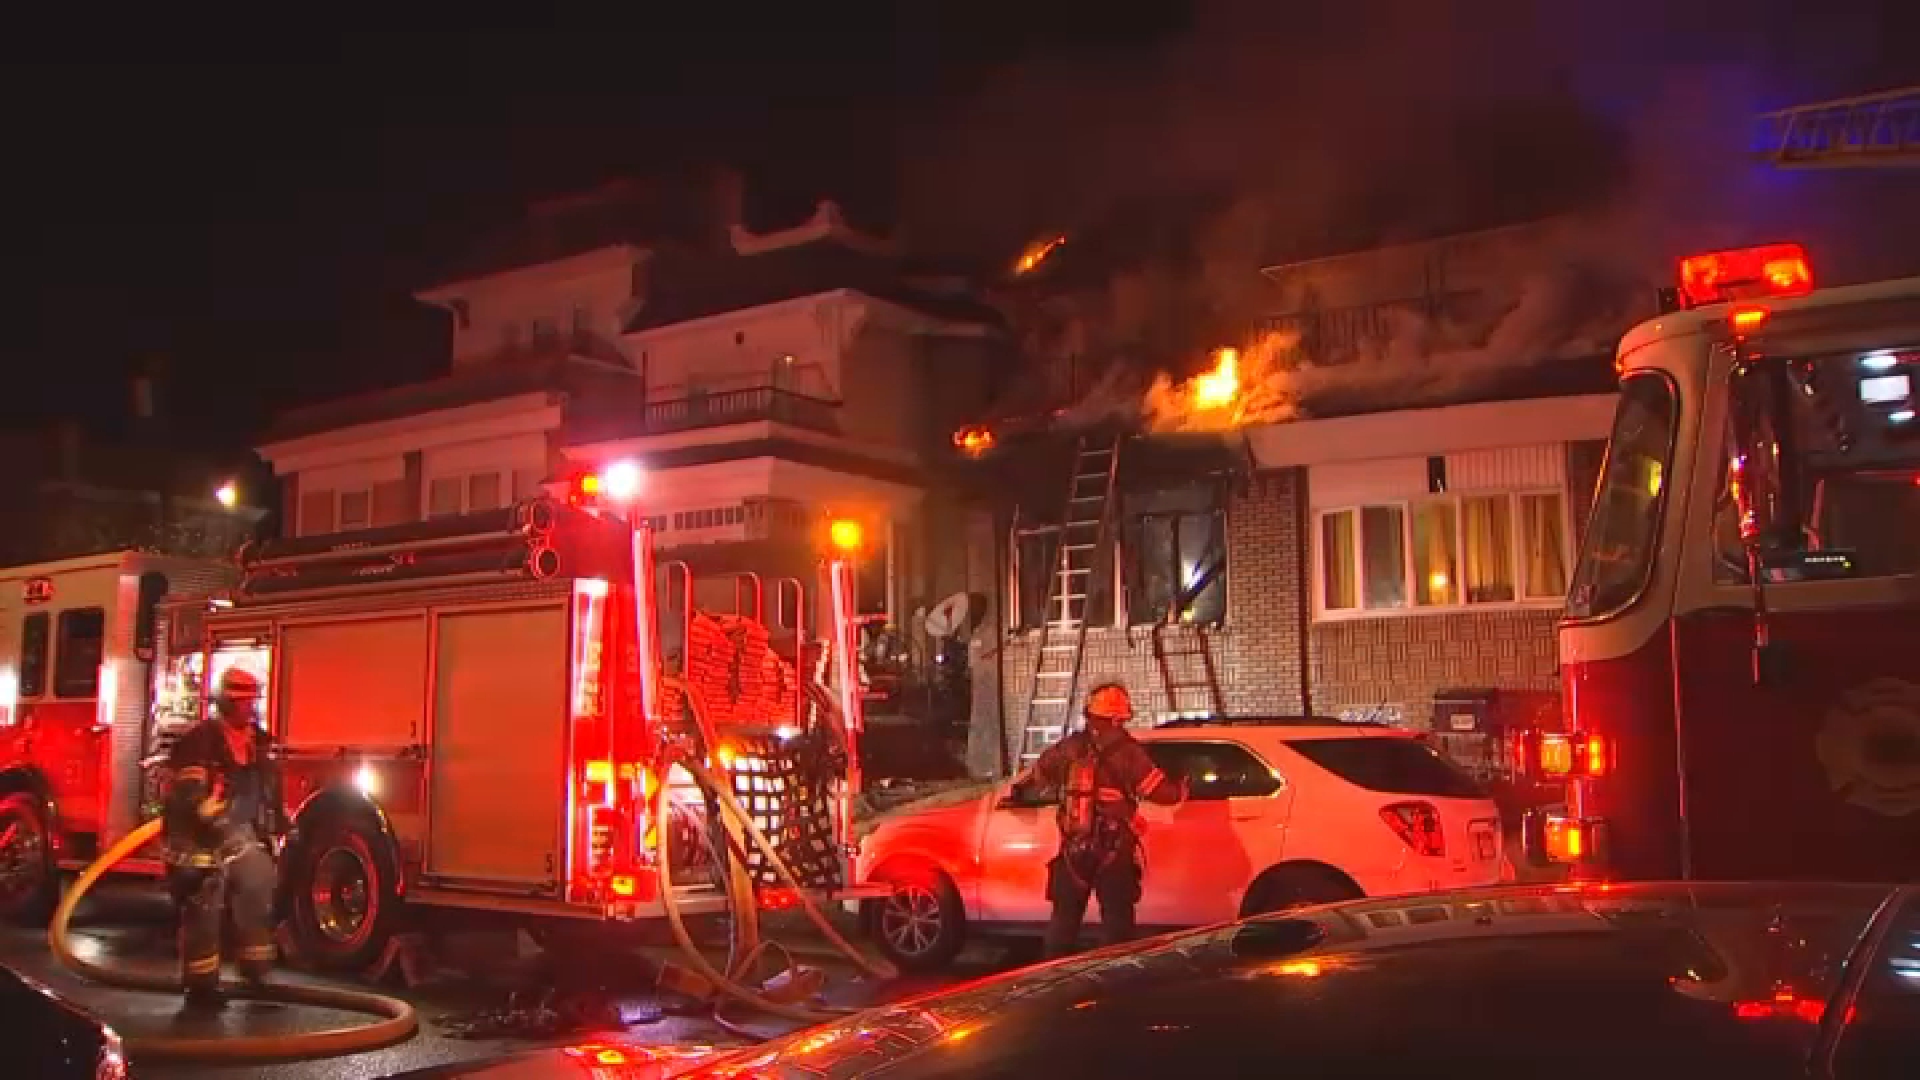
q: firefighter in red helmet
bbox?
[1013,682,1185,958]
[163,666,284,1006]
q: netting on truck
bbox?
[727,731,844,891]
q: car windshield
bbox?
[1567,373,1678,620]
[1285,736,1485,798]
[688,884,1904,1080]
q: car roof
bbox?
[695,882,1917,1079]
[1138,718,1411,741]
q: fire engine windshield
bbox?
[1712,345,1920,583]
[1567,374,1677,621]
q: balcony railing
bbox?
[640,385,840,436]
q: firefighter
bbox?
[163,666,283,1006]
[1014,682,1185,959]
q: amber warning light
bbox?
[1676,243,1813,309]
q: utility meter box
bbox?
[1433,688,1499,734]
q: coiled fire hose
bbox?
[50,818,419,1064]
[655,678,896,1028]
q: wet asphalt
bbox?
[3,883,990,1080]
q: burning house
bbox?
[957,220,1646,782]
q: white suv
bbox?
[856,720,1505,971]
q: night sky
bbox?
[3,2,1915,456]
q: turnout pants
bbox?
[172,827,276,992]
[1043,847,1143,959]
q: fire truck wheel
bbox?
[287,814,401,973]
[0,793,57,925]
[865,861,964,973]
[1239,863,1363,918]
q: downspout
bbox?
[1293,468,1314,717]
[993,504,1012,778]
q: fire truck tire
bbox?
[1239,863,1363,918]
[285,813,402,973]
[0,792,58,925]
[864,860,965,973]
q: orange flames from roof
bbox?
[953,425,997,457]
[1013,234,1066,276]
[1143,333,1303,434]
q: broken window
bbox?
[1122,484,1226,626]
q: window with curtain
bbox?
[1521,493,1568,598]
[1462,495,1516,603]
[1320,505,1407,612]
[1318,491,1569,617]
[1413,501,1459,606]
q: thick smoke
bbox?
[899,0,1920,424]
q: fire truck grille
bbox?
[728,735,843,891]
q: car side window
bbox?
[1144,741,1282,801]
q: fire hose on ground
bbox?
[49,817,419,1065]
[655,676,897,1032]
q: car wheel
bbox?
[867,863,965,973]
[1240,864,1363,917]
[286,813,402,972]
[0,792,57,925]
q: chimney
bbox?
[709,166,745,252]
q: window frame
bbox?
[1142,738,1285,801]
[1123,505,1228,627]
[53,606,108,700]
[1314,488,1573,621]
[18,611,50,699]
[425,469,513,519]
[337,488,373,531]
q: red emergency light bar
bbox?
[1677,243,1814,309]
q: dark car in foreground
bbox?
[407,882,1920,1079]
[0,962,127,1079]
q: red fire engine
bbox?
[3,468,870,966]
[1520,243,1920,882]
[0,551,236,920]
[171,471,870,969]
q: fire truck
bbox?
[1519,243,1920,883]
[0,551,236,921]
[152,473,867,970]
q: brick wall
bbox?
[974,469,1308,774]
[967,446,1600,774]
[1310,609,1562,730]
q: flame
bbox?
[1143,333,1303,434]
[953,425,997,457]
[1013,234,1066,276]
[1192,348,1239,409]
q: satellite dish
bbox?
[924,592,972,638]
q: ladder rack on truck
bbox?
[174,489,867,970]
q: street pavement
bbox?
[3,883,989,1080]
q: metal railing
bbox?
[640,385,840,435]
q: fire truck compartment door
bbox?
[427,603,569,886]
[279,616,430,748]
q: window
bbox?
[1143,741,1281,800]
[1123,486,1226,625]
[1286,736,1485,798]
[429,471,510,518]
[18,612,49,698]
[1320,492,1565,616]
[54,607,106,699]
[1566,374,1678,620]
[467,472,502,512]
[299,488,336,536]
[1012,529,1060,631]
[338,490,371,530]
